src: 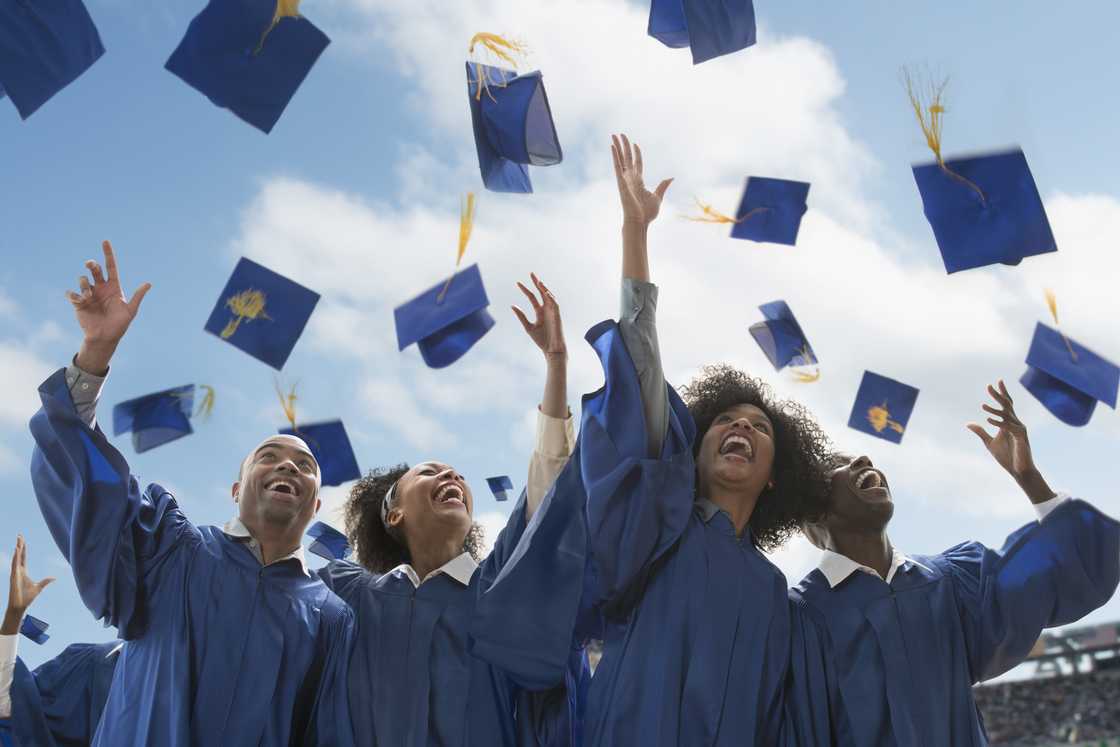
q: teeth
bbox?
[435,484,463,503]
[720,435,753,458]
[856,470,882,490]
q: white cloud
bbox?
[766,534,820,583]
[0,341,53,427]
[474,509,512,557]
[0,443,19,476]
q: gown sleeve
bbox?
[516,644,591,747]
[29,368,200,638]
[781,593,853,747]
[303,604,357,747]
[578,320,697,615]
[934,498,1120,682]
[9,642,119,747]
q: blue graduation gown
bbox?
[317,467,587,747]
[789,499,1120,747]
[28,368,356,747]
[9,641,119,746]
[576,320,791,746]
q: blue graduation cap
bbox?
[1020,322,1119,427]
[165,0,330,134]
[0,0,104,119]
[19,614,49,645]
[466,62,562,194]
[305,521,350,561]
[847,371,919,444]
[204,257,320,370]
[112,384,213,453]
[730,177,810,246]
[648,0,756,64]
[486,475,514,502]
[748,301,816,372]
[912,148,1057,274]
[394,263,495,368]
[279,420,361,487]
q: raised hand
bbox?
[68,241,151,373]
[611,133,673,226]
[512,273,566,361]
[967,380,1053,503]
[2,535,55,634]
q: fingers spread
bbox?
[654,178,674,200]
[511,305,533,332]
[128,282,152,315]
[966,423,993,445]
[621,133,633,168]
[516,281,542,311]
[102,240,118,281]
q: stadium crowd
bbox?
[976,669,1120,745]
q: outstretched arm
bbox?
[513,273,574,519]
[1,536,55,719]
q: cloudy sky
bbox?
[3,0,1120,671]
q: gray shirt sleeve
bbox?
[65,359,107,428]
[618,278,669,457]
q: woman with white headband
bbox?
[317,273,588,747]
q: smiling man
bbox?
[27,242,354,746]
[789,381,1120,746]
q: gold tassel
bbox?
[437,193,476,304]
[1044,288,1079,362]
[789,345,820,383]
[684,198,769,224]
[255,0,301,55]
[903,68,987,205]
[867,402,905,434]
[195,385,216,419]
[275,380,299,432]
[220,289,271,339]
[467,33,527,101]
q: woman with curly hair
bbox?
[572,135,833,747]
[317,273,588,747]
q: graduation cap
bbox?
[394,263,495,368]
[278,420,361,487]
[847,371,919,444]
[112,384,215,453]
[466,54,562,193]
[905,74,1056,274]
[19,614,49,645]
[748,301,819,381]
[648,0,756,64]
[730,177,810,246]
[165,0,330,133]
[305,521,350,561]
[204,257,320,370]
[0,0,105,119]
[486,475,514,502]
[1020,322,1119,427]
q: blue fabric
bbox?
[846,370,919,444]
[487,475,514,502]
[647,0,756,64]
[18,614,49,645]
[112,384,195,453]
[29,367,356,747]
[279,419,362,486]
[466,62,562,194]
[576,319,792,746]
[0,0,104,119]
[307,520,351,561]
[164,0,330,133]
[749,300,816,371]
[1021,321,1119,427]
[394,263,495,368]
[203,256,321,370]
[318,470,586,747]
[912,147,1057,274]
[10,641,119,747]
[730,176,810,245]
[0,721,11,747]
[790,499,1120,746]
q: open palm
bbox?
[7,535,54,616]
[512,273,566,359]
[611,133,673,226]
[69,240,151,345]
[967,380,1036,480]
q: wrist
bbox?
[544,350,568,365]
[1,608,24,635]
[75,338,118,375]
[622,218,650,231]
[1015,467,1055,505]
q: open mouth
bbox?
[719,433,754,462]
[852,467,889,497]
[265,478,299,498]
[432,482,466,510]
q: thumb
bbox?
[654,178,674,201]
[965,423,993,447]
[35,577,56,592]
[128,282,152,316]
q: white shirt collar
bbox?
[389,552,479,589]
[816,546,932,589]
[222,516,311,577]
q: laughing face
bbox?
[385,461,474,549]
[695,403,777,502]
[805,454,894,547]
[234,435,322,533]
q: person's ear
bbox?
[231,481,241,503]
[314,497,322,514]
[387,507,404,529]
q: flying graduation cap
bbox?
[0,0,104,119]
[275,384,362,487]
[486,475,514,502]
[466,34,562,194]
[847,371,919,444]
[204,257,320,370]
[165,0,330,133]
[20,614,50,645]
[395,264,495,368]
[748,301,819,381]
[687,177,810,246]
[112,384,215,453]
[1020,322,1119,427]
[305,521,350,561]
[905,73,1056,274]
[648,0,756,64]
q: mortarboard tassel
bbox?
[1044,289,1079,363]
[468,33,527,101]
[256,0,302,54]
[867,402,906,435]
[437,193,477,304]
[276,380,299,432]
[220,288,272,339]
[685,198,769,225]
[903,69,987,206]
[790,345,821,383]
[195,385,217,418]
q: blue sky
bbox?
[3,0,1120,670]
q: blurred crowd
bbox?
[975,670,1120,745]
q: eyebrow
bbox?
[254,444,318,464]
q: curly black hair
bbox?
[344,464,487,574]
[681,364,833,551]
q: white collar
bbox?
[222,516,311,577]
[389,552,478,589]
[816,546,932,588]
